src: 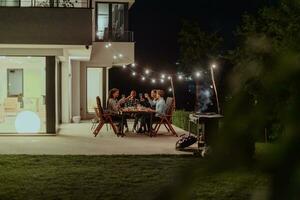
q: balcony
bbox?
[0,6,92,45]
[0,0,89,8]
[96,30,134,43]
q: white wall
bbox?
[61,61,71,123]
[71,60,81,118]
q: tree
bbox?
[178,21,223,111]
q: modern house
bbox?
[0,0,135,134]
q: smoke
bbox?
[199,87,213,112]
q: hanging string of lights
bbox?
[104,42,219,104]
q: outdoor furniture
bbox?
[92,96,118,137]
[120,107,156,136]
[153,97,178,137]
[4,97,19,116]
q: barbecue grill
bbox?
[176,112,223,157]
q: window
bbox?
[96,3,109,40]
[96,2,128,41]
[112,4,125,41]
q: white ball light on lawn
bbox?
[15,111,41,133]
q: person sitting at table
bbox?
[125,90,139,108]
[145,89,158,109]
[143,90,166,133]
[107,88,130,134]
[134,93,151,133]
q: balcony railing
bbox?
[96,30,134,42]
[0,0,89,8]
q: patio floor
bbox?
[0,122,191,155]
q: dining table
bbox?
[120,107,157,136]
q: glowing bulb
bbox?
[131,63,136,67]
[168,88,172,92]
[168,76,172,80]
[151,79,156,83]
[145,69,150,74]
[210,85,214,89]
[15,111,41,133]
[161,74,165,79]
[108,43,112,47]
[212,64,217,69]
[178,75,183,80]
[196,72,201,77]
[122,65,126,69]
[160,79,164,83]
[141,76,146,81]
[119,54,123,58]
[132,72,136,76]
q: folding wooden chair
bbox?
[154,97,178,137]
[92,96,118,137]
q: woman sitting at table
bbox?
[145,89,158,109]
[107,88,130,134]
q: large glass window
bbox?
[0,56,46,133]
[87,68,103,113]
[112,4,125,41]
[96,2,128,41]
[96,3,109,40]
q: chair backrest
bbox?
[165,97,175,116]
[96,96,104,121]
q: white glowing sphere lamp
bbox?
[15,111,41,133]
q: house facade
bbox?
[0,0,135,134]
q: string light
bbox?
[141,76,146,81]
[132,72,136,76]
[168,87,172,92]
[145,69,150,75]
[195,72,201,77]
[168,76,172,80]
[131,63,136,67]
[151,79,156,83]
[161,74,165,79]
[212,64,217,69]
[119,54,123,58]
[160,79,164,83]
[178,75,183,80]
[210,85,214,89]
[122,65,126,69]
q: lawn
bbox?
[0,149,270,200]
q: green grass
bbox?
[0,154,270,200]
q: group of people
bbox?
[107,88,167,135]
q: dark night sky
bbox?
[110,0,274,110]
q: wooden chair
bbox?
[92,96,118,137]
[154,97,178,137]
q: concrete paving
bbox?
[0,122,191,155]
